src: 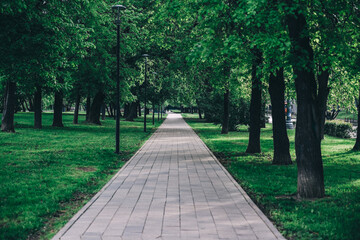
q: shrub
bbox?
[324,120,353,138]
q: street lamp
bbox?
[112,4,126,154]
[142,54,149,132]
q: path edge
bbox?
[51,117,167,240]
[182,114,286,240]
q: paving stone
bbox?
[52,113,285,240]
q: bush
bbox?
[324,120,353,138]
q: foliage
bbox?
[183,113,360,240]
[0,112,164,240]
[324,120,353,138]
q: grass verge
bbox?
[182,113,360,240]
[0,112,165,240]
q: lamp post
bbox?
[112,4,126,154]
[142,54,149,132]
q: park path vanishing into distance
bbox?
[53,113,285,240]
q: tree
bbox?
[285,3,325,198]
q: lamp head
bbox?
[112,5,126,25]
[142,54,150,58]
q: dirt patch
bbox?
[76,166,96,172]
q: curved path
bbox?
[53,113,285,240]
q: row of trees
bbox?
[0,0,174,132]
[1,1,360,199]
[152,0,360,199]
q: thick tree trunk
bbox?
[221,88,230,134]
[125,102,138,121]
[124,103,130,119]
[73,91,81,124]
[317,68,330,139]
[86,95,91,121]
[34,85,42,129]
[353,81,360,151]
[269,68,292,165]
[286,10,325,198]
[1,81,16,132]
[88,91,105,125]
[246,48,263,153]
[52,83,64,127]
[161,106,163,119]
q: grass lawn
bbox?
[336,111,357,120]
[182,113,360,240]
[0,112,165,240]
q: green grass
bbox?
[182,113,360,240]
[336,111,357,120]
[0,112,165,240]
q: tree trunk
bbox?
[21,101,26,112]
[152,102,155,125]
[246,48,263,153]
[105,105,111,117]
[138,100,141,116]
[221,88,230,134]
[109,102,115,118]
[158,105,160,121]
[1,80,16,132]
[124,103,130,119]
[73,90,81,124]
[34,85,42,129]
[86,95,91,121]
[269,68,292,165]
[125,102,137,121]
[161,106,163,119]
[87,91,105,125]
[52,82,64,127]
[28,97,34,112]
[286,9,325,198]
[353,80,360,151]
[317,68,330,139]
[101,103,106,120]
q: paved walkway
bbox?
[53,113,285,240]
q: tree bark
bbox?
[138,100,141,116]
[246,48,263,153]
[73,90,81,124]
[158,105,160,121]
[52,81,64,127]
[286,9,325,198]
[86,94,91,121]
[269,68,292,165]
[317,68,330,139]
[152,102,155,125]
[1,80,16,132]
[221,88,230,134]
[353,80,360,151]
[125,102,138,121]
[124,103,130,119]
[87,91,105,125]
[28,97,34,112]
[34,85,42,129]
[21,101,26,112]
